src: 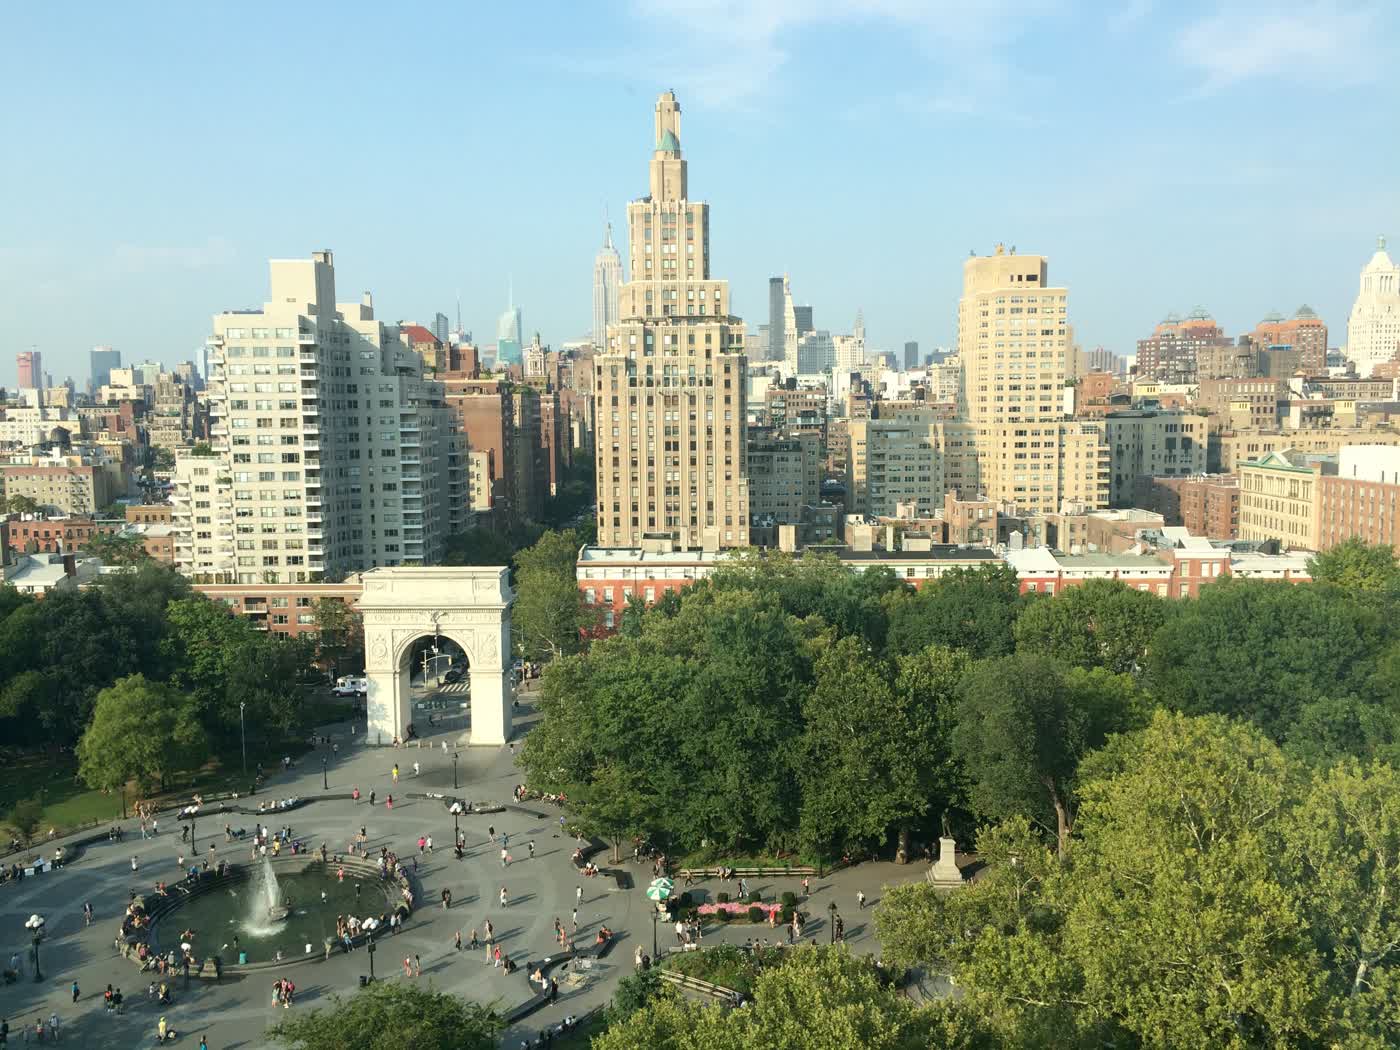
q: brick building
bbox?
[1133,475,1240,539]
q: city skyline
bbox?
[4,3,1399,382]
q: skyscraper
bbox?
[592,220,623,348]
[16,351,41,390]
[1346,236,1400,377]
[955,243,1107,512]
[767,276,786,362]
[89,346,121,394]
[497,287,523,367]
[903,341,919,370]
[595,90,749,548]
[431,312,450,345]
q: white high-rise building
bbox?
[1346,236,1400,377]
[592,221,623,349]
[180,251,458,583]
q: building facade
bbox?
[1347,237,1400,377]
[594,91,750,549]
[1103,410,1209,506]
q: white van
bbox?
[333,676,367,698]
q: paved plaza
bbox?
[0,692,927,1048]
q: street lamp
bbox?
[239,701,247,777]
[24,915,44,983]
[452,752,459,790]
[322,756,328,791]
[190,815,197,854]
[651,907,659,959]
[366,940,376,982]
[828,901,838,945]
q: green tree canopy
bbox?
[77,674,209,793]
[512,528,590,661]
[1308,538,1400,592]
[268,981,501,1050]
[884,564,1023,659]
[1013,577,1173,674]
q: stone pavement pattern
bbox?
[0,696,928,1048]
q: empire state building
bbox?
[594,91,749,549]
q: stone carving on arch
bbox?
[355,567,515,747]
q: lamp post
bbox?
[452,752,459,790]
[828,901,838,944]
[366,940,376,982]
[651,908,658,959]
[190,814,197,854]
[25,916,44,983]
[239,701,247,776]
[322,756,328,791]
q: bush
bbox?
[747,905,764,923]
[747,891,761,904]
[780,891,797,907]
[710,908,727,923]
[779,905,794,924]
[717,891,730,904]
[677,891,694,910]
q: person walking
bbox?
[392,764,400,784]
[527,841,535,860]
[413,954,422,978]
[71,980,79,1004]
[575,885,583,906]
[131,856,138,872]
[500,886,509,908]
[857,890,866,910]
[412,761,420,777]
[500,847,510,868]
[801,877,810,899]
[454,930,462,951]
[441,888,452,910]
[83,902,93,926]
[402,957,412,978]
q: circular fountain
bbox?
[153,857,391,964]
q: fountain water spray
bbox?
[243,856,290,937]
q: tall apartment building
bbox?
[1102,409,1208,506]
[845,418,945,518]
[1239,449,1323,549]
[904,341,920,370]
[442,375,516,521]
[747,427,821,528]
[956,244,1107,513]
[1135,309,1232,383]
[188,251,455,584]
[594,91,749,548]
[147,373,206,451]
[1250,307,1328,376]
[593,222,623,350]
[1133,474,1240,539]
[1347,237,1400,377]
[1,446,124,515]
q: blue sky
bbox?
[3,1,1397,383]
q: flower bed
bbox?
[697,901,781,921]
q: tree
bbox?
[594,947,974,1050]
[884,564,1023,659]
[149,446,176,472]
[1309,538,1400,592]
[890,645,971,860]
[512,529,590,661]
[442,527,517,568]
[1146,579,1386,745]
[951,655,1133,857]
[1013,578,1172,674]
[2,494,40,515]
[268,981,501,1050]
[188,441,215,457]
[0,670,64,746]
[311,597,363,676]
[7,796,44,848]
[85,531,149,566]
[77,674,209,793]
[572,762,660,863]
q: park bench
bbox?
[657,968,743,1005]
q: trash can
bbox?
[238,951,248,965]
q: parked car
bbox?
[443,668,464,684]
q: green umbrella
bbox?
[646,878,674,902]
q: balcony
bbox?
[298,331,316,345]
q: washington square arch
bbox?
[356,566,514,746]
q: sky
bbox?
[2,0,1397,385]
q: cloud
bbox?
[1175,1,1390,94]
[106,236,237,275]
[623,0,1062,110]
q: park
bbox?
[4,544,1400,1048]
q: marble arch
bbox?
[356,566,513,746]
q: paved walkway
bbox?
[0,692,935,1048]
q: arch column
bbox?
[356,567,514,746]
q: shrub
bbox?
[779,905,794,924]
[717,892,730,904]
[747,905,764,923]
[780,891,797,907]
[677,891,694,910]
[747,891,761,904]
[710,908,727,923]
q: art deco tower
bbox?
[592,220,622,349]
[594,91,749,548]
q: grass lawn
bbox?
[675,849,831,871]
[0,739,312,845]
